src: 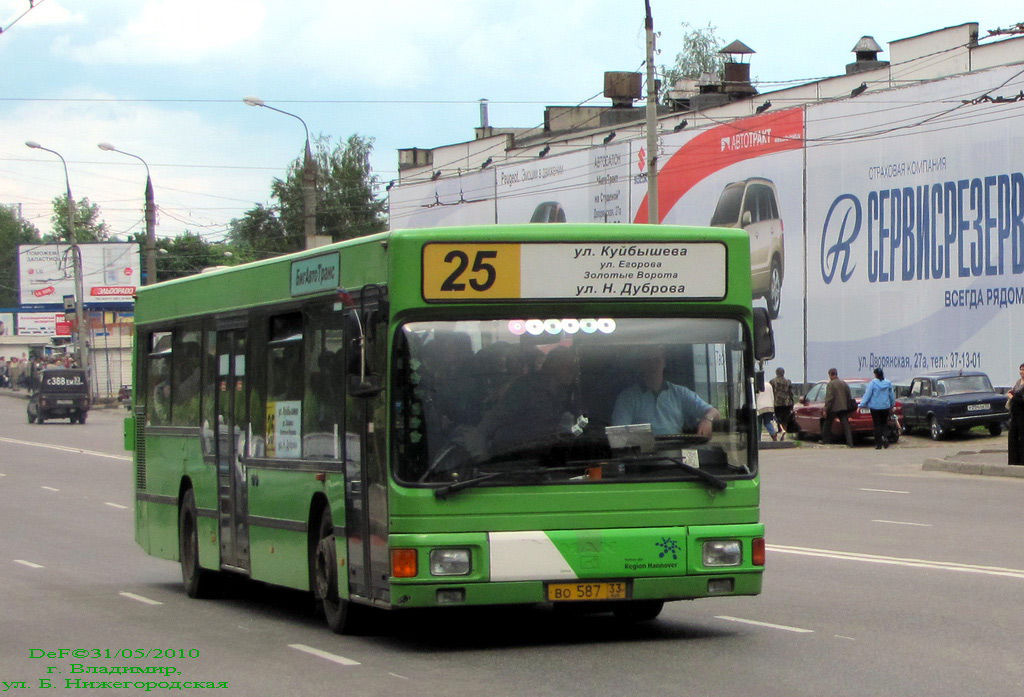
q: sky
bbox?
[0,0,1016,243]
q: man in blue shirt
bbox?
[611,345,720,437]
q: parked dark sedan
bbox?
[899,370,1008,440]
[792,378,902,443]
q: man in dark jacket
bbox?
[823,368,854,447]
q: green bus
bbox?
[127,224,774,633]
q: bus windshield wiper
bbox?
[631,455,729,491]
[432,461,552,499]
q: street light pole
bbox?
[25,141,90,377]
[644,0,659,224]
[97,142,157,285]
[243,96,326,249]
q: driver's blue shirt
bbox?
[611,381,713,435]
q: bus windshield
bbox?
[393,317,754,488]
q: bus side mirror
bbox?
[753,308,775,361]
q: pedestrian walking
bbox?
[823,368,854,447]
[769,367,797,438]
[860,367,896,449]
[756,379,778,442]
[1007,363,1024,465]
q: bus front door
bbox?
[215,328,250,572]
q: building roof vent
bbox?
[847,36,889,75]
[719,40,757,96]
[603,71,643,107]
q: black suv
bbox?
[27,369,90,424]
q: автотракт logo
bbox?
[655,537,681,561]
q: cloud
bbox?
[55,0,265,66]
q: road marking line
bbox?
[14,559,44,569]
[768,544,1024,579]
[0,436,131,461]
[715,616,814,633]
[872,519,932,527]
[119,592,163,605]
[288,644,361,666]
[859,488,910,494]
[105,502,129,509]
[389,673,409,680]
[41,486,59,492]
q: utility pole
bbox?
[25,141,90,377]
[644,0,659,224]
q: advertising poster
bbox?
[804,63,1024,383]
[18,242,140,306]
[629,109,807,372]
[0,312,12,336]
[389,169,496,229]
[16,312,68,336]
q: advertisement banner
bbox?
[805,64,1024,384]
[18,243,140,306]
[16,312,68,336]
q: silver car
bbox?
[710,177,785,318]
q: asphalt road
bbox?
[1,394,1022,696]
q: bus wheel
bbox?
[613,600,664,623]
[313,508,362,634]
[179,489,217,598]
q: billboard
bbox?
[804,63,1024,384]
[18,242,140,306]
[390,62,1024,384]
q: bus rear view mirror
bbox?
[753,308,775,361]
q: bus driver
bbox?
[611,345,720,437]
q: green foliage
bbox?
[0,205,42,306]
[151,232,238,281]
[229,133,388,257]
[660,22,727,101]
[46,195,110,243]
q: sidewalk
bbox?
[922,449,1024,479]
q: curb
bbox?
[922,455,1024,479]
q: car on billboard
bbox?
[899,371,1008,440]
[792,378,902,443]
[710,177,784,319]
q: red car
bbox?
[792,378,902,443]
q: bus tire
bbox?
[613,600,664,623]
[179,488,217,598]
[313,508,364,634]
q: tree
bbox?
[225,204,290,259]
[0,205,42,306]
[46,195,110,243]
[228,133,388,257]
[151,232,238,282]
[660,22,727,102]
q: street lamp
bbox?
[97,142,158,285]
[243,96,326,249]
[24,140,90,378]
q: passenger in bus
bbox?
[481,345,581,453]
[611,345,720,437]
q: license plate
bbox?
[547,581,629,602]
[967,404,990,412]
[858,408,870,414]
[56,400,74,405]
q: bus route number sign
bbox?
[422,244,521,301]
[423,242,726,302]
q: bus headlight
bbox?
[429,549,471,576]
[703,540,742,567]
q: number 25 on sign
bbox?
[423,244,521,300]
